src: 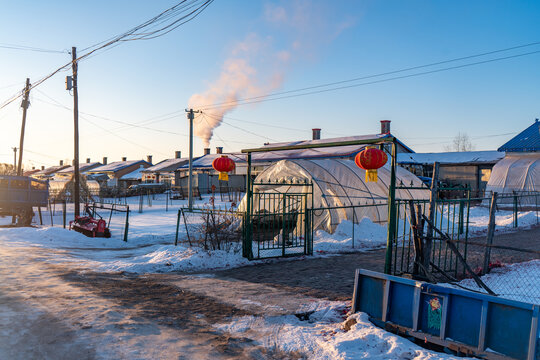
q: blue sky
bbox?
[1,0,539,168]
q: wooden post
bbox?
[483,192,498,274]
[63,200,67,228]
[38,206,43,225]
[17,78,31,176]
[72,47,80,217]
[424,162,439,272]
[123,207,129,242]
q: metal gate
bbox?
[243,182,313,260]
[389,197,472,279]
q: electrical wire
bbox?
[0,43,67,54]
[0,0,214,111]
[199,49,540,110]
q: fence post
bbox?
[175,209,181,246]
[63,200,67,228]
[352,207,355,249]
[38,206,43,225]
[138,193,143,213]
[123,207,129,242]
[424,162,440,272]
[513,191,518,228]
[483,192,498,274]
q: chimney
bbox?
[59,160,64,166]
[122,157,127,162]
[41,166,45,170]
[102,156,108,165]
[204,148,210,155]
[312,128,321,140]
[380,120,391,134]
[175,151,181,159]
[216,147,223,154]
[32,166,35,170]
[147,155,152,164]
[86,158,91,163]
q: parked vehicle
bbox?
[0,175,49,226]
[126,183,167,196]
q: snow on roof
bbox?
[32,165,70,176]
[178,153,246,169]
[498,119,540,152]
[397,151,504,165]
[89,160,150,173]
[250,133,414,161]
[119,166,147,180]
[142,158,191,173]
[57,162,102,173]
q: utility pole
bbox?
[72,47,80,217]
[185,108,200,211]
[17,78,31,176]
[12,147,17,174]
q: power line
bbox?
[198,46,540,110]
[0,0,214,111]
[0,43,67,54]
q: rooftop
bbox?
[498,119,540,152]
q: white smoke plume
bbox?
[188,1,355,147]
[188,34,287,147]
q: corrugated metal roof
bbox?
[498,119,540,152]
[89,160,150,173]
[142,158,192,173]
[32,165,70,176]
[57,162,102,173]
[397,151,504,165]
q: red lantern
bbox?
[212,155,235,181]
[354,147,388,182]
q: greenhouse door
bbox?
[243,183,313,260]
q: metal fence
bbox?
[389,191,540,305]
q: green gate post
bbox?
[384,140,397,275]
[243,152,253,259]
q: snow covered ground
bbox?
[0,193,537,274]
[456,259,540,304]
[216,301,469,360]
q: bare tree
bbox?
[445,132,475,152]
[0,163,16,175]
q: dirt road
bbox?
[0,226,538,359]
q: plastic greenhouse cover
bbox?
[239,159,429,233]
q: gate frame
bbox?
[243,181,313,260]
[241,135,398,266]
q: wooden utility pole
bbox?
[17,78,31,176]
[72,47,80,217]
[185,108,200,211]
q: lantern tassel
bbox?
[218,172,229,181]
[366,169,378,182]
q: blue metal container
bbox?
[352,269,539,360]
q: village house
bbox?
[86,157,152,189]
[397,150,505,196]
[141,151,191,186]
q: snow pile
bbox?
[216,301,464,359]
[457,260,540,304]
[96,244,250,273]
[467,207,538,234]
[314,218,387,254]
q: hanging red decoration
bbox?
[354,147,388,182]
[212,155,235,181]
